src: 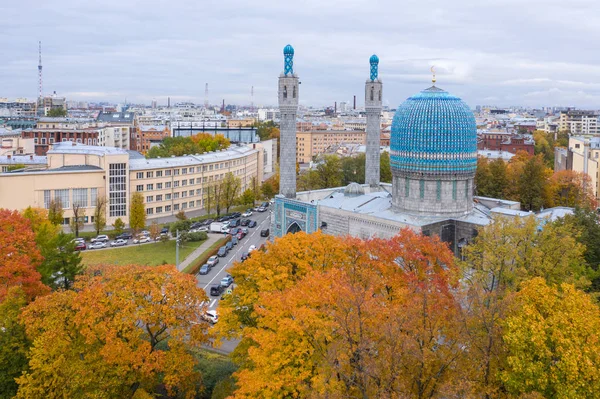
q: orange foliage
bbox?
[0,209,48,302]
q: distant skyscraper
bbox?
[365,54,382,188]
[151,98,157,109]
[278,44,299,198]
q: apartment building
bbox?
[555,136,600,200]
[0,142,263,227]
[296,130,366,163]
[559,111,599,135]
[136,125,170,153]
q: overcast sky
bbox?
[1,0,599,109]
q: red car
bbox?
[237,231,245,240]
[75,242,86,251]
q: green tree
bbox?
[6,163,26,171]
[47,107,67,117]
[221,172,241,213]
[487,158,509,198]
[93,196,107,235]
[39,233,84,290]
[518,154,550,211]
[112,218,125,236]
[0,288,30,399]
[129,192,146,233]
[380,150,392,183]
[475,157,492,196]
[260,181,275,200]
[315,155,343,188]
[239,188,255,205]
[341,153,365,185]
[47,199,64,225]
[250,176,260,205]
[69,203,85,237]
[146,133,230,158]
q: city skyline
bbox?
[1,0,599,108]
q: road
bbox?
[196,209,272,354]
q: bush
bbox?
[184,236,230,274]
[193,350,237,399]
[170,220,191,234]
[188,231,208,242]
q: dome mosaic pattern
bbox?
[390,86,477,175]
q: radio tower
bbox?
[38,41,43,100]
[250,86,254,112]
[204,83,209,109]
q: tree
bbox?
[0,288,30,399]
[487,158,509,198]
[548,170,596,209]
[147,134,230,158]
[205,184,215,215]
[149,221,160,241]
[502,278,600,398]
[222,172,241,213]
[315,154,343,188]
[129,192,146,233]
[250,176,260,205]
[17,265,212,398]
[176,210,188,220]
[239,188,255,206]
[475,157,493,196]
[112,217,125,236]
[93,196,107,235]
[380,150,392,183]
[0,209,48,302]
[260,180,275,200]
[214,181,224,216]
[69,203,85,237]
[517,154,551,211]
[47,199,64,225]
[218,230,469,398]
[38,232,84,290]
[47,107,67,117]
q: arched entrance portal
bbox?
[286,222,302,234]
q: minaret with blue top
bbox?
[365,54,382,187]
[278,44,299,198]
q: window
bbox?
[146,208,154,215]
[182,202,188,209]
[55,189,69,209]
[189,190,194,196]
[109,163,127,217]
[34,138,38,144]
[209,165,213,171]
[182,180,187,186]
[156,206,163,213]
[196,178,201,184]
[182,191,187,198]
[182,168,187,174]
[203,177,207,183]
[196,200,201,207]
[156,171,163,177]
[174,181,180,188]
[165,170,172,176]
[174,192,180,199]
[165,205,171,212]
[196,189,202,195]
[41,138,46,144]
[165,193,172,200]
[146,171,153,178]
[189,201,194,208]
[436,180,441,201]
[43,190,51,209]
[174,204,180,211]
[174,169,180,176]
[419,180,425,199]
[136,185,143,192]
[203,166,207,171]
[156,195,163,201]
[165,182,172,189]
[136,172,143,179]
[452,181,457,201]
[49,138,54,144]
[146,196,153,203]
[73,188,88,207]
[146,184,153,191]
[156,183,162,190]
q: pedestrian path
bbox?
[178,234,221,272]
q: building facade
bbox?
[0,142,263,227]
[559,110,599,135]
[296,130,366,163]
[136,125,170,153]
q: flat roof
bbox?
[48,142,129,156]
[129,146,258,171]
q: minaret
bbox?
[365,54,382,188]
[278,44,299,198]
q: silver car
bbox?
[89,241,107,249]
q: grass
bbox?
[182,236,230,275]
[80,239,206,267]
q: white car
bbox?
[91,235,109,243]
[203,310,218,324]
[242,210,253,217]
[140,230,150,236]
[89,241,107,249]
[110,239,127,247]
[248,244,257,252]
[133,236,151,244]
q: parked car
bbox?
[252,206,261,211]
[257,206,267,212]
[203,310,219,324]
[89,241,107,249]
[207,255,219,267]
[241,252,250,261]
[110,239,128,247]
[75,241,86,251]
[217,246,228,257]
[210,284,225,296]
[91,235,109,243]
[228,227,240,236]
[248,220,257,228]
[236,232,245,240]
[240,219,250,226]
[260,229,270,237]
[228,219,240,228]
[231,212,242,218]
[225,241,234,251]
[248,245,257,252]
[133,236,151,244]
[220,275,234,287]
[241,228,249,234]
[140,230,150,236]
[201,218,214,226]
[231,236,238,246]
[160,227,169,235]
[190,222,202,230]
[116,232,133,240]
[242,210,253,217]
[198,263,210,275]
[261,201,269,208]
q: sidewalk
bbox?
[178,234,221,272]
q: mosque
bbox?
[271,45,569,254]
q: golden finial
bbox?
[430,65,436,85]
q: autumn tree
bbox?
[0,209,48,302]
[70,203,85,237]
[93,195,107,235]
[221,172,241,213]
[204,183,215,215]
[47,198,64,225]
[17,265,212,398]
[517,154,551,211]
[176,209,188,220]
[149,221,160,241]
[147,133,230,158]
[548,170,596,209]
[502,278,600,398]
[129,192,146,233]
[260,180,275,200]
[112,217,125,236]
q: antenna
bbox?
[251,86,254,112]
[204,83,209,109]
[38,41,43,100]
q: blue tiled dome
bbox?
[283,44,294,56]
[390,86,477,175]
[369,54,379,64]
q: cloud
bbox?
[1,0,600,107]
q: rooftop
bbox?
[128,146,258,171]
[48,141,129,156]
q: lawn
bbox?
[81,239,205,267]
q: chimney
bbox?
[353,95,356,110]
[30,155,33,160]
[334,102,337,114]
[7,155,11,160]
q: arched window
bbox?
[293,85,296,98]
[370,86,374,101]
[283,86,287,99]
[378,90,382,101]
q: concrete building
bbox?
[0,128,35,156]
[22,118,101,155]
[296,130,366,163]
[278,44,299,199]
[559,110,599,135]
[365,54,382,187]
[555,136,600,200]
[98,126,131,150]
[0,142,263,227]
[38,93,67,116]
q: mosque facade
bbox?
[271,45,567,254]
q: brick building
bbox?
[477,131,534,156]
[136,125,170,154]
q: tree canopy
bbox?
[147,133,230,158]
